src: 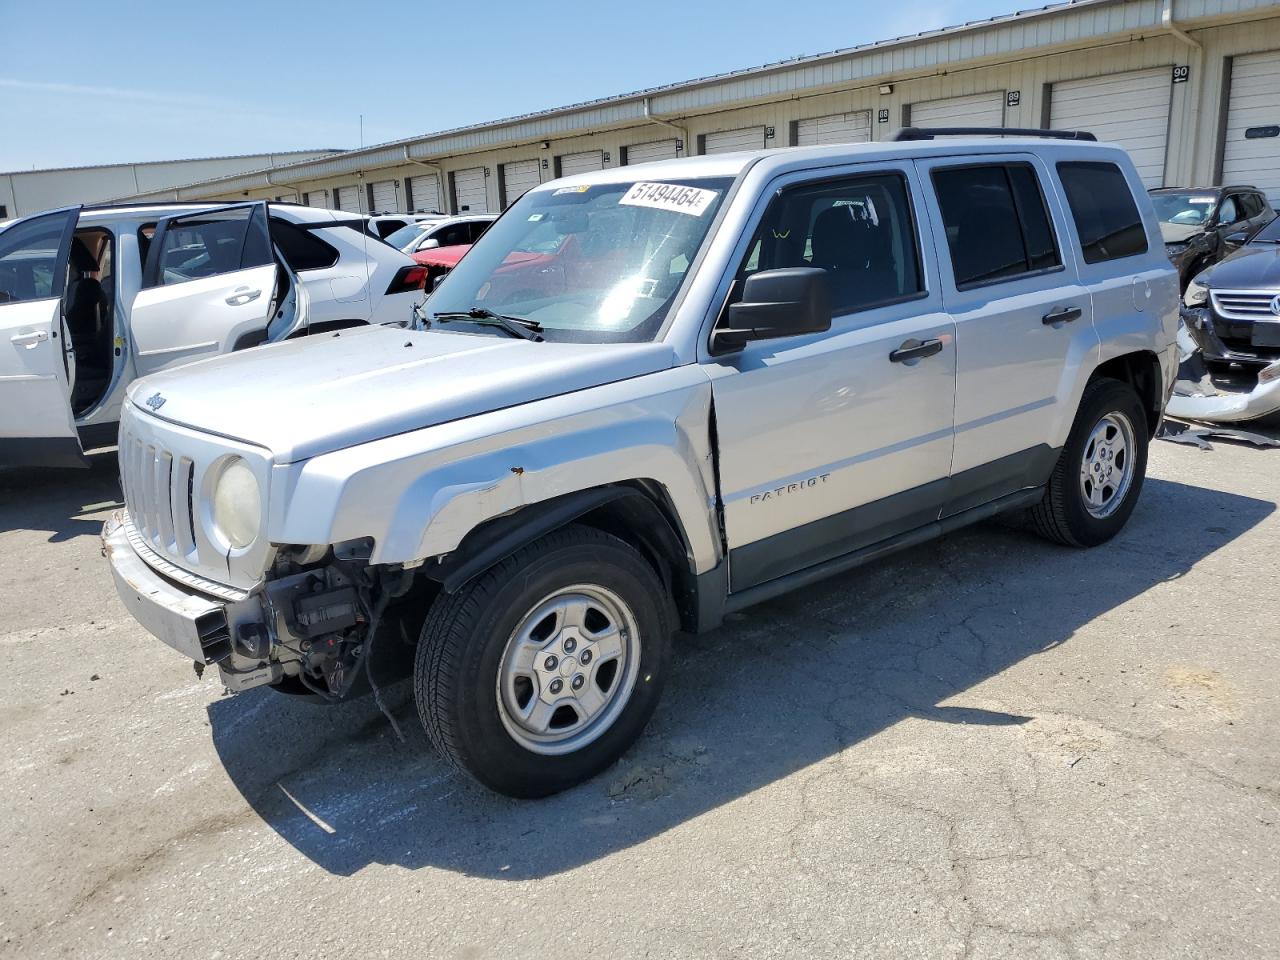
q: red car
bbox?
[413,243,472,290]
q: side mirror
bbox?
[1225,230,1250,246]
[713,268,832,353]
[418,237,440,251]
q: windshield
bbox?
[1150,192,1217,226]
[427,177,734,342]
[384,221,437,250]
[1251,216,1280,242]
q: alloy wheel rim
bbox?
[496,584,641,756]
[1078,411,1137,519]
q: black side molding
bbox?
[893,127,1097,142]
[0,437,89,469]
[722,486,1046,618]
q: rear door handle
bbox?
[1042,306,1082,326]
[225,287,262,306]
[889,338,944,364]
[10,330,49,348]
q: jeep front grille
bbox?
[116,404,274,593]
[119,433,199,566]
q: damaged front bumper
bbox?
[1167,308,1280,423]
[103,511,283,691]
[104,511,383,696]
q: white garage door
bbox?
[704,127,766,154]
[408,174,442,213]
[304,190,327,208]
[1051,68,1171,188]
[335,185,361,212]
[501,160,541,207]
[559,150,604,177]
[369,179,397,213]
[796,111,872,146]
[625,139,680,164]
[452,167,488,213]
[1222,51,1280,201]
[910,92,1005,129]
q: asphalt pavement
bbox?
[2,424,1277,959]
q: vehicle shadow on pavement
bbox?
[207,476,1274,879]
[0,452,121,541]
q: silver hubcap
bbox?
[1078,411,1136,519]
[496,584,640,756]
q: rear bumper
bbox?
[103,510,234,664]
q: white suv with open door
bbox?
[0,201,427,468]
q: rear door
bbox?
[916,154,1096,513]
[0,207,87,467]
[129,203,285,376]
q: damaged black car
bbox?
[1151,186,1274,291]
[1169,214,1280,424]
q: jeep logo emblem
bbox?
[145,392,166,411]
[1271,295,1280,317]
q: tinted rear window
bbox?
[932,163,1061,288]
[1056,162,1148,264]
[269,219,339,271]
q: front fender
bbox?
[268,366,722,575]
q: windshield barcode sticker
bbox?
[620,182,719,216]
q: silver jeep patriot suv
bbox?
[104,131,1179,797]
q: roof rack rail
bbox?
[82,199,225,211]
[893,127,1097,142]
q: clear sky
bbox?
[0,0,1023,171]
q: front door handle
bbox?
[10,329,49,348]
[1042,306,1082,326]
[225,287,262,306]
[889,338,944,364]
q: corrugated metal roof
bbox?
[1,148,342,178]
[122,0,1277,199]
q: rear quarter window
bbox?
[1056,162,1148,264]
[269,219,339,271]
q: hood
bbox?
[413,243,471,268]
[1201,242,1280,290]
[129,325,676,463]
[1159,222,1205,245]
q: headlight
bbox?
[1166,242,1188,257]
[1184,278,1209,308]
[211,457,261,549]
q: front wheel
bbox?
[415,525,672,798]
[1030,377,1149,547]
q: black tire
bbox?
[415,525,672,798]
[1030,377,1149,548]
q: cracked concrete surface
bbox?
[1,429,1278,959]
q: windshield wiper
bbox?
[432,307,544,341]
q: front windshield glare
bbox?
[1151,192,1217,226]
[385,221,434,249]
[427,177,733,342]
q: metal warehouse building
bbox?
[1,149,341,220]
[123,0,1280,212]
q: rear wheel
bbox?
[415,525,672,798]
[1030,377,1148,547]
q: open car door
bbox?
[129,202,304,378]
[0,206,87,468]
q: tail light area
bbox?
[386,265,428,295]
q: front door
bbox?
[915,155,1096,514]
[0,207,86,467]
[706,165,957,592]
[129,203,287,377]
